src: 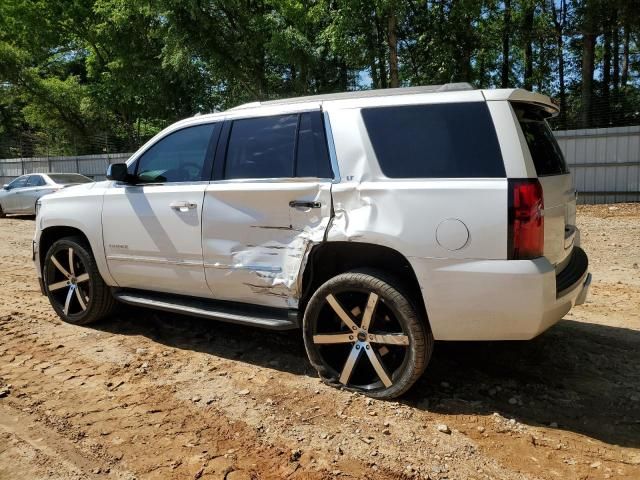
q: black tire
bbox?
[43,236,116,325]
[0,203,5,218]
[303,270,433,399]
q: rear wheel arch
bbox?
[300,242,428,324]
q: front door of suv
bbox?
[202,110,335,309]
[102,122,220,297]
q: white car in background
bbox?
[0,173,93,216]
[32,84,591,399]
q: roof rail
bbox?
[228,82,475,110]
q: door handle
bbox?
[289,200,321,209]
[170,201,197,212]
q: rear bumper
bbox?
[411,247,590,341]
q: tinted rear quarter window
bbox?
[361,102,505,178]
[513,104,569,176]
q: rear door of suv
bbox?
[202,108,334,309]
[512,103,576,270]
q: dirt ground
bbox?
[1,204,639,480]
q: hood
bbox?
[41,181,100,201]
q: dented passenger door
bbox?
[202,110,334,309]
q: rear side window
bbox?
[27,175,46,186]
[296,112,333,178]
[225,115,298,179]
[224,112,333,179]
[361,102,505,178]
[514,104,569,176]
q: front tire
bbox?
[303,271,433,399]
[0,203,5,218]
[43,237,116,325]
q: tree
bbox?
[580,0,597,128]
[502,0,512,87]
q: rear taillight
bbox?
[508,179,544,259]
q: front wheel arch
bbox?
[43,236,116,324]
[39,226,93,276]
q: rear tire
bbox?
[303,270,433,399]
[43,236,116,325]
[0,203,5,218]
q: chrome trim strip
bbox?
[106,255,203,267]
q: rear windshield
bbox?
[361,102,505,178]
[47,173,93,184]
[514,103,569,176]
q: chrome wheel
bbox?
[310,289,411,391]
[46,246,91,316]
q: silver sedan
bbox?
[0,173,93,216]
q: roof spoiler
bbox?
[484,88,560,117]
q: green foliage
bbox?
[0,0,639,157]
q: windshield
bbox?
[47,174,93,184]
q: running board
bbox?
[113,289,299,330]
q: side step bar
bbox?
[113,289,299,330]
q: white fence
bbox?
[555,125,640,204]
[1,125,639,204]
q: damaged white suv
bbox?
[33,84,590,398]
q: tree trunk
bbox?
[621,23,630,86]
[365,23,380,88]
[375,13,388,88]
[612,8,620,91]
[580,1,596,128]
[339,62,349,91]
[387,11,399,88]
[551,0,567,127]
[603,24,612,124]
[558,33,567,127]
[523,6,534,91]
[370,59,380,89]
[501,0,511,88]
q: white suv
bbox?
[33,84,590,398]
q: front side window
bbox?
[7,176,28,189]
[136,123,216,183]
[361,102,506,178]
